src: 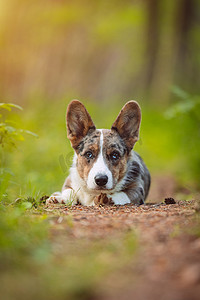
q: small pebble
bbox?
[164,197,176,205]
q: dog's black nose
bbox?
[95,174,108,187]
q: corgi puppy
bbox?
[46,100,150,206]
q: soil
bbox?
[45,197,200,300]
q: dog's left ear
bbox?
[111,101,141,152]
[66,100,96,149]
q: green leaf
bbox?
[20,202,33,210]
[13,133,25,141]
[171,86,190,100]
[165,101,195,119]
[4,120,18,125]
[20,129,38,138]
[4,125,17,133]
[0,168,15,176]
[0,103,23,111]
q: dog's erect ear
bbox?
[66,100,96,149]
[111,101,141,152]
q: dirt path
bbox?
[45,200,200,300]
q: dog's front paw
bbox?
[94,193,114,206]
[46,192,64,204]
[46,189,75,205]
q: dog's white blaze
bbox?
[87,129,113,190]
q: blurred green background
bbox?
[1,0,200,201]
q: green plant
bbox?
[165,86,200,119]
[0,203,50,268]
[165,86,200,186]
[0,103,38,148]
[0,103,37,201]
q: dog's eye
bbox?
[110,151,120,161]
[84,151,94,159]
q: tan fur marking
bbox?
[76,131,101,181]
[62,176,72,191]
[102,129,129,186]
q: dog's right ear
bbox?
[66,100,96,149]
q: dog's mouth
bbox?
[85,185,114,194]
[94,186,113,192]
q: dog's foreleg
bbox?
[109,192,131,205]
[46,189,77,205]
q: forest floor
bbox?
[44,175,200,300]
[2,175,200,300]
